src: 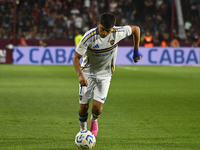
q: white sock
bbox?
[91,115,97,122]
[79,121,87,131]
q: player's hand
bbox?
[78,74,88,86]
[134,56,141,63]
[133,49,141,63]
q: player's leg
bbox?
[78,103,89,131]
[78,76,94,131]
[90,100,103,136]
[90,76,111,136]
[91,100,103,122]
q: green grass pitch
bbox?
[0,65,200,150]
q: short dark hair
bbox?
[100,13,116,29]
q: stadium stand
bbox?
[0,0,199,47]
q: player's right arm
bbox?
[130,25,141,63]
[73,52,88,87]
[73,29,94,86]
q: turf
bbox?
[0,65,200,150]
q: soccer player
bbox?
[73,13,141,137]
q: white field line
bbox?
[117,66,138,71]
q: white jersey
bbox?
[76,25,132,76]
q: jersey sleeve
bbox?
[75,31,90,56]
[123,25,132,36]
[114,25,132,42]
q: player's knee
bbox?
[92,100,103,114]
[80,103,90,112]
[93,106,102,114]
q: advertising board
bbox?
[13,46,200,66]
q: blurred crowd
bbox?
[0,0,200,47]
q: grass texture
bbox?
[0,65,200,150]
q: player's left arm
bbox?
[129,25,141,63]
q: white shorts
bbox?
[79,75,111,104]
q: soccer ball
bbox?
[75,130,96,149]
